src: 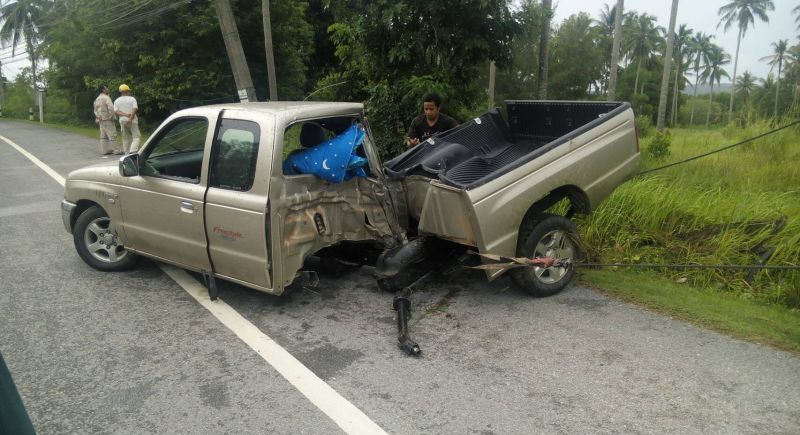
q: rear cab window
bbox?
[209,119,261,191]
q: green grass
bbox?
[578,268,800,355]
[576,120,800,308]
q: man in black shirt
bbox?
[406,92,459,148]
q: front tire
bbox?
[73,205,137,271]
[511,215,581,297]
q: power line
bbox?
[638,119,800,176]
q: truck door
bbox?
[119,116,213,271]
[204,112,273,290]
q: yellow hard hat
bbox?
[119,84,131,92]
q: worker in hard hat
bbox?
[93,84,122,155]
[113,84,141,153]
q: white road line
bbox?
[2,133,388,435]
[0,134,66,186]
[162,266,387,435]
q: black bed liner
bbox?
[384,100,629,190]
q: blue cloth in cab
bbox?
[283,124,368,182]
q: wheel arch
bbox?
[71,200,103,232]
[518,186,589,232]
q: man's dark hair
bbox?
[98,84,107,93]
[423,92,442,108]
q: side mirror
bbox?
[119,154,140,177]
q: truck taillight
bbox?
[634,119,640,153]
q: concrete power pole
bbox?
[262,0,278,100]
[214,0,257,102]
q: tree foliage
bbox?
[315,0,517,156]
[0,0,794,138]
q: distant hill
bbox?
[684,83,732,95]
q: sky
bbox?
[552,0,798,82]
[1,1,798,84]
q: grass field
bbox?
[574,120,800,350]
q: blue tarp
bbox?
[283,124,369,183]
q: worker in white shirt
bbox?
[113,84,141,153]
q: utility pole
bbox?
[0,60,5,115]
[262,0,278,100]
[488,61,496,110]
[213,0,257,102]
[607,0,623,101]
[38,89,43,123]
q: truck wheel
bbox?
[511,215,581,297]
[73,205,137,271]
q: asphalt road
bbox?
[1,118,799,434]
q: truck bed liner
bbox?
[385,101,627,190]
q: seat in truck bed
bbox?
[384,109,549,190]
[384,101,625,190]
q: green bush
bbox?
[636,114,653,138]
[647,130,671,159]
[2,77,35,119]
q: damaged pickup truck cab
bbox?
[62,100,639,297]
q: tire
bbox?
[73,205,137,271]
[511,215,581,297]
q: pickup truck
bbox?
[61,100,639,298]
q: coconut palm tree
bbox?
[624,13,662,95]
[688,32,713,125]
[0,0,45,92]
[760,39,788,119]
[794,5,800,30]
[657,0,679,131]
[717,0,775,123]
[594,3,616,96]
[754,74,775,118]
[607,0,624,101]
[538,0,552,98]
[736,70,756,123]
[670,24,693,126]
[700,45,730,127]
[737,71,756,106]
[786,44,800,109]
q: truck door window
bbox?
[141,117,208,182]
[209,119,260,191]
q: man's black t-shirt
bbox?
[407,114,459,143]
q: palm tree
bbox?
[538,0,552,99]
[624,13,661,95]
[0,0,45,94]
[700,45,730,127]
[657,0,679,131]
[688,32,713,125]
[736,71,756,123]
[786,44,800,109]
[794,5,800,30]
[760,39,788,119]
[670,25,693,126]
[755,75,775,118]
[607,0,624,101]
[717,0,775,123]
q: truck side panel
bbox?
[468,109,638,269]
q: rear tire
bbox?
[73,206,138,271]
[511,215,581,297]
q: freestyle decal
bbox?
[213,226,243,241]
